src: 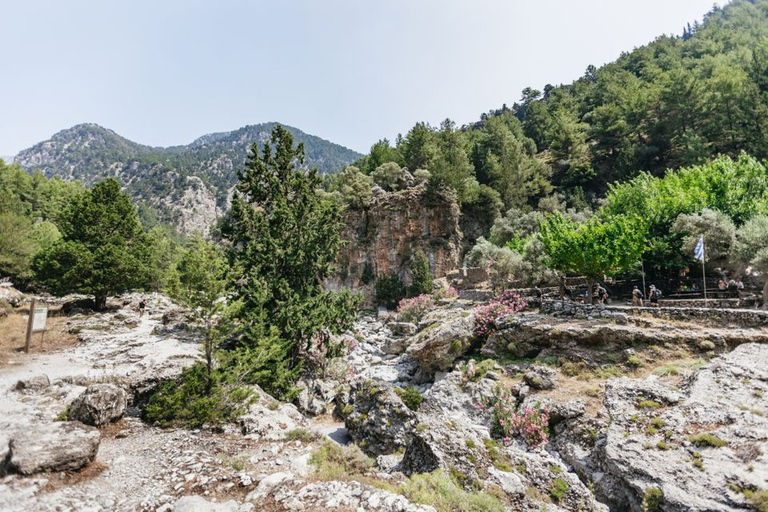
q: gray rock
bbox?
[592,343,768,511]
[14,374,50,393]
[389,322,417,337]
[0,434,8,475]
[406,309,474,376]
[523,366,558,390]
[9,421,100,475]
[341,379,416,456]
[69,383,127,426]
[172,496,250,512]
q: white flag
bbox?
[694,235,705,262]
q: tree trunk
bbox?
[763,281,768,310]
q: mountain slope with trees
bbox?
[13,123,362,233]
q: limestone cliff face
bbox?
[328,186,462,292]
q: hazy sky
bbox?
[1,0,718,157]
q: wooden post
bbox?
[25,297,36,353]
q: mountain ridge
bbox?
[13,122,363,234]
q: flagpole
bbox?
[702,255,707,307]
[695,235,707,307]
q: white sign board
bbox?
[32,306,48,332]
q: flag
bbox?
[694,235,705,262]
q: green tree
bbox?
[733,214,768,305]
[222,125,359,398]
[539,213,647,302]
[408,250,433,296]
[671,209,736,263]
[169,235,230,378]
[32,178,149,310]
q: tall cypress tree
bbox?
[222,125,358,398]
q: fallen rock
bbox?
[14,374,50,393]
[69,383,128,426]
[406,309,475,376]
[523,366,558,390]
[239,388,305,441]
[9,421,100,475]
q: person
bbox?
[632,286,644,307]
[728,278,738,297]
[594,284,608,304]
[138,299,147,318]
[718,278,728,291]
[648,285,662,307]
[691,282,699,292]
[736,277,745,291]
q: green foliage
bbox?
[309,439,375,480]
[539,212,646,286]
[409,250,434,296]
[671,208,736,262]
[734,214,768,276]
[400,469,505,512]
[143,361,253,428]
[550,477,569,502]
[744,489,768,512]
[395,386,423,411]
[222,125,359,399]
[375,273,406,309]
[689,433,728,447]
[283,428,318,442]
[32,178,150,309]
[643,487,664,512]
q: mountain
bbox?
[14,123,362,234]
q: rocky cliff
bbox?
[328,186,462,295]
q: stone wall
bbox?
[540,299,768,328]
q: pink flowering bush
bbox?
[304,331,358,379]
[473,290,526,339]
[397,294,435,323]
[479,386,549,449]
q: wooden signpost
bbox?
[24,298,48,353]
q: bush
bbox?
[397,294,434,323]
[550,477,569,502]
[375,273,406,309]
[395,386,423,411]
[473,290,527,339]
[689,433,728,447]
[643,487,664,512]
[409,250,434,296]
[309,439,374,481]
[479,386,549,449]
[284,428,317,442]
[400,469,505,512]
[143,362,253,428]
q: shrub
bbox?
[744,489,768,512]
[284,428,317,442]
[479,386,549,449]
[375,273,406,309]
[397,294,434,323]
[433,285,459,301]
[400,469,505,512]
[309,439,374,480]
[550,477,569,502]
[395,386,423,411]
[473,290,527,339]
[689,433,728,447]
[637,399,662,409]
[143,362,253,428]
[643,487,664,511]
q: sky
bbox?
[1,0,719,157]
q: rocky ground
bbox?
[0,293,766,511]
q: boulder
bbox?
[69,383,128,426]
[9,421,100,475]
[14,374,50,393]
[523,366,558,390]
[406,309,475,376]
[388,322,417,337]
[295,378,338,416]
[341,379,417,456]
[239,388,305,441]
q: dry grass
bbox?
[0,305,80,365]
[42,460,109,491]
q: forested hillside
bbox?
[349,0,768,216]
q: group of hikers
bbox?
[632,284,663,307]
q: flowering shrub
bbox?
[397,294,435,323]
[433,286,459,301]
[478,386,549,449]
[473,290,526,339]
[304,331,358,378]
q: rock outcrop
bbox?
[587,343,768,511]
[327,187,462,299]
[14,375,50,393]
[68,383,128,426]
[9,421,100,475]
